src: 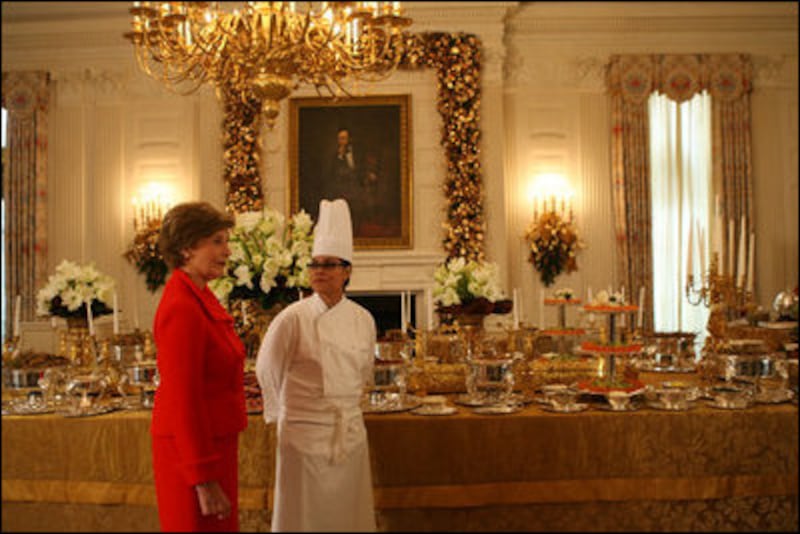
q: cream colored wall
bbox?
[2,1,797,337]
[503,1,799,324]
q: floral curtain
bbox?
[1,71,50,331]
[606,54,753,331]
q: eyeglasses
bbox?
[308,261,348,270]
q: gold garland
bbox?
[221,86,265,214]
[403,33,485,261]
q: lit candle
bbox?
[713,195,723,264]
[86,300,95,337]
[113,292,120,335]
[241,300,248,325]
[746,232,755,293]
[587,286,593,303]
[13,294,21,338]
[637,286,645,329]
[737,216,746,286]
[406,291,413,330]
[132,289,140,330]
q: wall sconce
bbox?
[132,182,174,231]
[125,182,175,292]
[525,173,584,287]
[530,173,574,222]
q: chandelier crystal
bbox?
[124,1,412,126]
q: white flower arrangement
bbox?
[36,260,115,319]
[554,288,575,300]
[433,257,505,308]
[209,208,314,310]
[592,289,625,306]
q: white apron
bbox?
[255,294,376,532]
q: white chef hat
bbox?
[312,198,353,263]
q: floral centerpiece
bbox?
[554,288,575,300]
[209,208,314,312]
[525,211,584,287]
[432,258,512,322]
[124,219,168,292]
[36,260,115,319]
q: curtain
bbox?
[1,71,50,333]
[606,54,754,332]
[649,91,711,337]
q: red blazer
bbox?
[151,268,247,485]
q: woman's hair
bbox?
[158,201,234,269]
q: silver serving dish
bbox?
[111,343,145,366]
[126,361,158,386]
[2,367,42,389]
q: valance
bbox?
[607,54,752,103]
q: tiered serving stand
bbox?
[577,303,646,393]
[540,297,586,355]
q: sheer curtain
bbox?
[649,91,710,340]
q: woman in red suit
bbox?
[151,201,247,532]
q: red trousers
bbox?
[152,434,240,532]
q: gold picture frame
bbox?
[289,95,412,250]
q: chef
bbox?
[255,198,377,532]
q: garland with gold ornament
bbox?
[403,32,486,261]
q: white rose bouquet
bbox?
[36,260,116,319]
[432,257,510,316]
[210,208,314,311]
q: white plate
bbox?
[362,401,420,414]
[411,406,458,416]
[647,400,695,411]
[471,404,523,415]
[58,404,119,418]
[454,393,527,407]
[706,399,751,410]
[4,403,54,416]
[597,403,641,412]
[540,403,589,413]
[753,389,794,404]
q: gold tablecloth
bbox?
[2,399,798,532]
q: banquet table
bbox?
[2,391,798,532]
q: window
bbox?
[648,91,711,344]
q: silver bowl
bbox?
[2,367,42,389]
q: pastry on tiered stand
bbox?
[577,290,646,394]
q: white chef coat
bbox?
[255,293,377,532]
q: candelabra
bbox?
[685,252,753,316]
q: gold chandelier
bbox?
[124,1,412,126]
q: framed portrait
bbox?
[289,95,412,250]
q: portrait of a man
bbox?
[290,95,411,250]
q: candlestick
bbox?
[737,216,746,286]
[13,294,21,338]
[512,288,520,329]
[113,292,120,335]
[637,286,645,329]
[539,290,545,327]
[426,289,434,331]
[746,232,755,293]
[400,291,406,334]
[696,220,706,273]
[686,222,694,278]
[728,218,735,276]
[86,300,95,337]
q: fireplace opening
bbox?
[349,293,415,340]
